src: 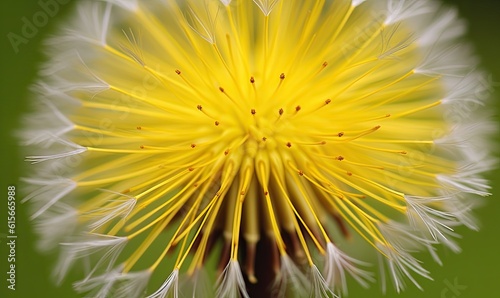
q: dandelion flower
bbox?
[21,0,495,297]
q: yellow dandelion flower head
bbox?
[21,0,496,297]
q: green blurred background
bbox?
[0,0,499,297]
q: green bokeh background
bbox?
[1,0,499,297]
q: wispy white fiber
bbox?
[216,260,250,298]
[147,269,179,298]
[179,268,213,298]
[405,196,455,241]
[253,0,280,16]
[324,242,374,295]
[33,203,77,251]
[47,1,113,47]
[351,0,366,7]
[21,178,76,219]
[185,1,220,44]
[417,8,465,47]
[385,0,433,25]
[105,0,139,11]
[54,234,127,285]
[73,264,123,297]
[377,222,434,293]
[309,265,337,298]
[273,255,309,297]
[86,189,137,231]
[75,266,150,298]
[114,270,151,298]
[24,137,86,164]
[19,97,75,147]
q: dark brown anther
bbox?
[325,99,331,105]
[189,167,195,171]
[280,73,285,80]
[322,61,328,67]
[279,108,284,115]
[250,76,255,84]
[215,121,220,126]
[224,150,229,155]
[286,142,292,148]
[245,242,258,284]
[337,156,344,161]
[175,69,181,75]
[197,105,203,110]
[191,144,196,148]
[251,109,256,115]
[139,145,144,149]
[347,172,352,176]
[298,170,304,176]
[295,105,301,112]
[219,87,225,92]
[338,132,344,137]
[262,137,267,141]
